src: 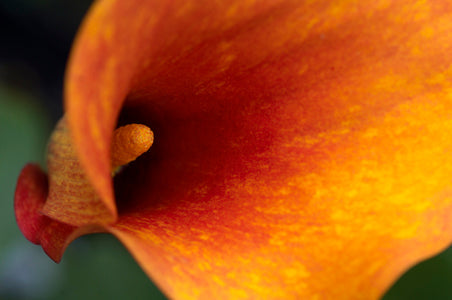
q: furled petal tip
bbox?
[14,0,452,299]
[14,164,77,262]
[14,119,154,261]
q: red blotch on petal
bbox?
[14,164,101,262]
[15,164,50,245]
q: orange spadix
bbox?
[41,119,153,226]
[111,124,154,169]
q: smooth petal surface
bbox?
[49,0,452,299]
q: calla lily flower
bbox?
[14,0,452,299]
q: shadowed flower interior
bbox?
[14,0,452,299]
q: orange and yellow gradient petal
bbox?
[15,0,452,299]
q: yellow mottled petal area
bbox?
[109,97,452,299]
[42,118,116,226]
[15,0,452,299]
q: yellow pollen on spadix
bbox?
[111,124,154,171]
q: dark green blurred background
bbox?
[0,1,451,299]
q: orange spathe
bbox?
[14,0,452,299]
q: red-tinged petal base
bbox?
[14,164,104,262]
